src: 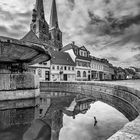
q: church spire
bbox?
[30,0,49,43]
[49,0,63,50]
[35,0,45,20]
[50,0,59,28]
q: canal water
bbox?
[60,101,129,140]
[0,101,129,140]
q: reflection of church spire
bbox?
[30,0,49,42]
[49,0,63,50]
[50,0,59,28]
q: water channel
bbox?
[60,101,128,140]
[0,100,128,140]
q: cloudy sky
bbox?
[0,0,140,67]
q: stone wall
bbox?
[40,81,140,121]
[0,72,40,129]
[108,115,140,140]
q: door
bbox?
[99,72,103,81]
[63,74,67,81]
[45,71,50,81]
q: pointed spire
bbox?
[34,0,45,20]
[50,0,59,28]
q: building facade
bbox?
[29,61,50,81]
[90,57,114,81]
[50,51,76,81]
[61,43,91,81]
[22,0,116,82]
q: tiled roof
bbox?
[50,51,75,66]
[21,30,42,45]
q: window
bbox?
[83,71,86,77]
[49,33,51,40]
[40,109,43,114]
[43,62,47,65]
[84,52,87,57]
[77,71,81,77]
[38,69,42,77]
[76,61,79,66]
[60,66,63,70]
[81,51,83,56]
[72,67,74,71]
[64,66,67,70]
[68,66,70,70]
[57,66,59,70]
[52,65,55,70]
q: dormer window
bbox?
[80,51,83,56]
[84,52,87,57]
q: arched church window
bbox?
[33,24,36,31]
[49,33,51,40]
[57,33,60,41]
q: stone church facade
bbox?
[22,0,62,51]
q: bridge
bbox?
[39,80,140,140]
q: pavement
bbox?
[94,80,140,91]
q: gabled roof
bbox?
[21,30,42,45]
[80,46,88,51]
[50,51,75,66]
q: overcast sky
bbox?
[0,0,140,68]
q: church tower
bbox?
[30,0,50,43]
[49,0,63,50]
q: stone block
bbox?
[0,73,39,91]
[0,89,40,101]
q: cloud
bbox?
[0,0,139,67]
[105,56,119,62]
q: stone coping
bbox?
[108,115,140,140]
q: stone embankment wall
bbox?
[40,81,140,139]
[0,73,40,129]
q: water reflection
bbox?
[60,101,129,140]
[0,100,129,140]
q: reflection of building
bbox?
[50,51,76,81]
[61,42,91,81]
[64,95,92,119]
